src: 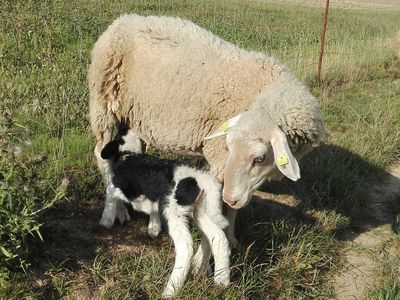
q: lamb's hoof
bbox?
[161,286,175,299]
[214,273,230,287]
[99,217,114,229]
[192,258,211,277]
[115,201,131,225]
[148,223,162,238]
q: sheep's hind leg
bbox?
[94,129,113,187]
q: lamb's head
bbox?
[101,127,143,161]
[205,110,300,209]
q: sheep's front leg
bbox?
[195,214,230,286]
[225,205,239,248]
[99,185,118,228]
[192,234,211,277]
[162,216,193,298]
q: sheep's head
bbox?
[205,111,300,209]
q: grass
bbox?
[0,0,399,299]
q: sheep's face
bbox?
[222,122,300,209]
[223,135,276,208]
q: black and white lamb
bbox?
[99,128,230,298]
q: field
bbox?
[0,0,399,299]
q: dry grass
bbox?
[1,0,399,299]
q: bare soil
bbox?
[333,165,400,299]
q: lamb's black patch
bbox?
[175,177,200,206]
[117,125,129,137]
[101,140,123,159]
[112,153,175,202]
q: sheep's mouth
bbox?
[251,177,267,193]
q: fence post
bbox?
[317,0,330,81]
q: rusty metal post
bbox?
[317,0,330,81]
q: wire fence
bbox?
[1,0,399,169]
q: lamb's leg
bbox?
[95,128,148,227]
[114,200,131,225]
[225,205,239,248]
[162,214,193,298]
[131,197,161,237]
[94,129,132,226]
[195,214,230,287]
[192,234,211,277]
[148,209,162,238]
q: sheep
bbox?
[99,128,231,298]
[88,14,325,246]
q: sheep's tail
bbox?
[88,20,126,139]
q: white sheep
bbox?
[88,14,325,246]
[99,128,230,298]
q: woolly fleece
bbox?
[88,14,325,176]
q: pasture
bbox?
[0,0,399,298]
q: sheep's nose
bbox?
[223,192,238,207]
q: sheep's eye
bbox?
[253,155,265,164]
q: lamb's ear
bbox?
[204,114,243,140]
[270,128,300,181]
[101,140,120,160]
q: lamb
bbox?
[88,14,325,245]
[99,128,231,298]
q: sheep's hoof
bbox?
[227,236,239,249]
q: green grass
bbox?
[1,0,399,299]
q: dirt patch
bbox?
[333,165,400,299]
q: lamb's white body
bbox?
[102,168,230,298]
[99,130,230,298]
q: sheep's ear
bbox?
[269,128,300,181]
[204,114,243,140]
[101,140,120,159]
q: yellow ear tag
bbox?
[277,154,289,166]
[219,122,229,133]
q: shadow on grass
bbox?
[26,144,399,298]
[253,143,400,241]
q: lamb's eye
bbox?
[253,155,265,164]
